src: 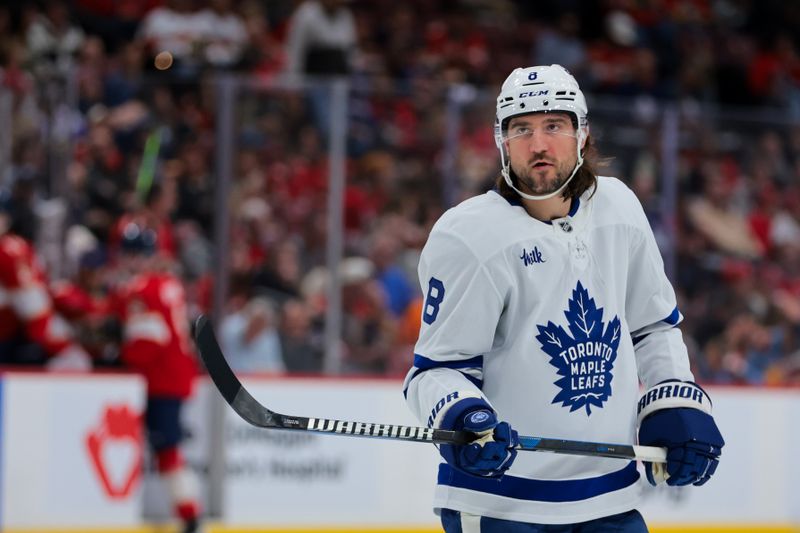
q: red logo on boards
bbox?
[85,404,143,499]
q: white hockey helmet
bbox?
[495,65,589,200]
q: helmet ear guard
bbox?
[577,123,589,151]
[493,118,503,149]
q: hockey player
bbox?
[0,192,91,369]
[111,222,203,533]
[403,65,724,531]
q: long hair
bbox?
[495,134,601,204]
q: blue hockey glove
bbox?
[438,400,518,479]
[637,381,724,487]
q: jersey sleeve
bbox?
[624,192,693,388]
[403,227,505,427]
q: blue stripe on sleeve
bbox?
[461,373,483,389]
[632,307,682,346]
[438,461,639,502]
[403,354,485,398]
[413,353,484,370]
[663,307,680,325]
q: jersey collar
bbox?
[491,186,581,223]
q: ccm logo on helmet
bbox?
[519,90,549,98]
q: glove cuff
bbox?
[637,381,712,425]
[436,394,493,431]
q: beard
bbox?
[510,156,575,196]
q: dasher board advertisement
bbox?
[0,372,146,529]
[220,378,441,527]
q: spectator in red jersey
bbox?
[0,184,91,370]
[110,222,203,533]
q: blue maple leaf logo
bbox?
[535,281,621,416]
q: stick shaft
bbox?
[195,316,667,463]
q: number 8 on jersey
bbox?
[423,277,445,325]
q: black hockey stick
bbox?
[194,316,667,463]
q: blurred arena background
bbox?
[0,0,799,532]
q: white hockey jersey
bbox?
[403,176,693,524]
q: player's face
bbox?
[505,113,580,197]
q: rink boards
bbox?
[0,372,797,532]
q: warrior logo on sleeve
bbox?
[535,281,621,415]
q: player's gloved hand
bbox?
[637,381,724,486]
[439,404,518,479]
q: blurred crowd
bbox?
[0,0,799,386]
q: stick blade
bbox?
[194,315,242,405]
[194,315,282,429]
